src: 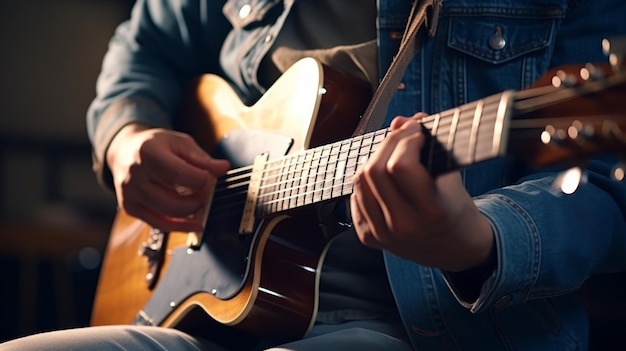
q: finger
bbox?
[142,146,216,192]
[361,119,422,225]
[128,203,205,233]
[351,169,388,247]
[389,113,427,130]
[176,143,231,175]
[125,176,211,219]
[385,125,437,207]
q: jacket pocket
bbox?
[447,15,555,65]
[222,0,283,29]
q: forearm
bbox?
[446,159,626,312]
[86,0,225,190]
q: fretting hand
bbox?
[350,114,494,272]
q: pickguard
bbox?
[135,128,293,326]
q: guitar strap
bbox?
[352,0,441,136]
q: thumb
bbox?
[173,136,230,175]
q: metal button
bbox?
[239,4,252,18]
[489,26,506,50]
[264,34,273,43]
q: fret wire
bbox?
[275,157,285,213]
[295,152,306,208]
[432,114,499,143]
[257,117,468,208]
[284,155,294,210]
[255,133,371,197]
[455,106,481,165]
[272,158,281,213]
[206,93,508,219]
[321,144,333,201]
[290,156,299,209]
[259,108,501,203]
[425,113,440,172]
[342,137,357,197]
[277,156,286,212]
[312,147,323,204]
[339,140,354,195]
[468,99,484,164]
[329,142,343,199]
[427,98,503,167]
[288,153,298,208]
[304,150,314,205]
[257,120,498,210]
[446,107,461,168]
[289,154,300,208]
[251,94,497,192]
[249,93,508,212]
[311,147,322,204]
[256,138,378,212]
[258,134,379,210]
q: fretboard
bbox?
[250,90,514,216]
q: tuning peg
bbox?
[602,37,626,72]
[579,63,605,81]
[553,166,588,194]
[541,124,568,145]
[612,162,625,182]
[567,120,595,142]
[551,70,579,88]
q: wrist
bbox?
[444,208,495,272]
[105,123,152,169]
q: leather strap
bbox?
[352,0,441,136]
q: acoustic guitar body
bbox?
[91,57,371,346]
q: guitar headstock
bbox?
[506,37,626,179]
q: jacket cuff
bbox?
[443,194,540,313]
[441,240,497,305]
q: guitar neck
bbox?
[250,91,515,216]
[226,63,626,219]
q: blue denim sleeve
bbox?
[464,159,626,312]
[86,0,229,188]
[430,0,626,312]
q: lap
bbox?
[0,325,226,351]
[0,320,412,351]
[271,320,412,351]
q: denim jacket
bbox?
[87,0,626,349]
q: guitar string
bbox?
[211,99,520,217]
[210,109,626,220]
[514,70,625,114]
[210,78,626,216]
[245,96,499,191]
[213,71,622,200]
[205,75,626,219]
[255,97,504,197]
[254,120,504,212]
[207,96,506,217]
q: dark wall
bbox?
[0,0,134,342]
[0,1,624,349]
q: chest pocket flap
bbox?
[447,8,564,65]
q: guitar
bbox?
[91,57,626,345]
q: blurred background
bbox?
[0,0,133,341]
[0,0,624,348]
